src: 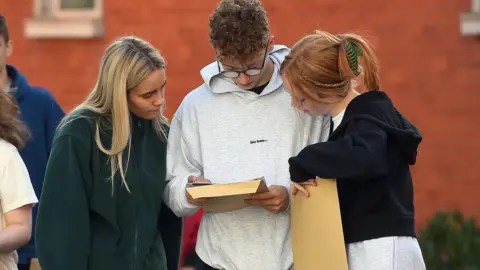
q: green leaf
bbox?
[418,210,480,269]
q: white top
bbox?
[0,139,38,270]
[164,45,328,270]
[332,109,346,132]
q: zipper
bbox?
[131,116,143,270]
[132,222,138,270]
[131,194,139,270]
[131,137,141,270]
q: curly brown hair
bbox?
[209,0,270,61]
[0,92,29,149]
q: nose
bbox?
[236,73,250,85]
[153,92,164,107]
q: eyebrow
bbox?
[222,62,258,69]
[140,78,167,95]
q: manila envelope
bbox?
[30,259,41,270]
[186,177,269,213]
[290,178,348,270]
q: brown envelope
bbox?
[186,177,269,213]
[30,258,41,270]
[290,178,348,270]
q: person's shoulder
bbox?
[56,108,99,142]
[184,84,213,103]
[0,139,17,160]
[175,84,213,115]
[0,139,23,178]
[26,86,59,102]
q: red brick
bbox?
[1,0,479,228]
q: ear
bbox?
[268,35,275,51]
[6,40,12,57]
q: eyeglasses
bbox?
[216,45,269,78]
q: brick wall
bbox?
[1,0,479,228]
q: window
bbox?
[59,0,95,8]
[461,0,480,36]
[24,0,104,39]
[52,0,101,19]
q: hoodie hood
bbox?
[199,45,290,96]
[339,91,422,165]
[6,65,30,100]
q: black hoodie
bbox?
[289,90,422,244]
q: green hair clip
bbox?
[345,42,363,75]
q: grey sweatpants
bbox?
[346,236,426,270]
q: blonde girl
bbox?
[36,36,182,270]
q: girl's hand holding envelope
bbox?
[291,179,317,197]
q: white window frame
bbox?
[460,0,480,36]
[473,0,480,12]
[51,0,102,19]
[24,0,104,39]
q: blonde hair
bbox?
[60,36,168,192]
[280,30,380,102]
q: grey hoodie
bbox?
[164,45,329,270]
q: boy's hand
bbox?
[245,185,289,213]
[185,176,210,206]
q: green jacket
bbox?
[36,109,182,270]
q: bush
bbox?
[418,210,480,270]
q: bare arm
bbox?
[0,146,38,254]
[0,204,34,253]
